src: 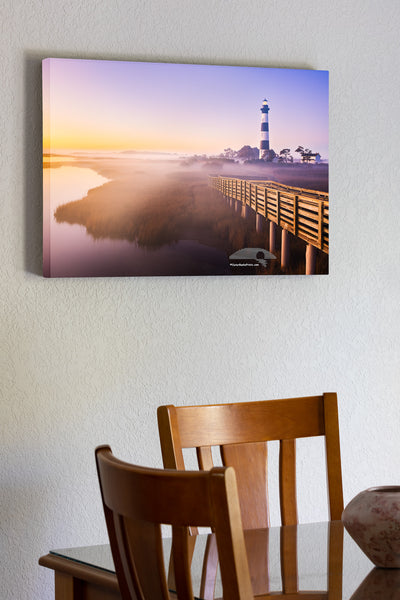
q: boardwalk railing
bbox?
[209,175,329,274]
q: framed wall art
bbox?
[43,58,329,277]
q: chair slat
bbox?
[172,526,195,600]
[243,528,270,595]
[209,467,254,600]
[221,442,269,529]
[197,446,213,471]
[122,518,168,600]
[279,439,298,526]
[199,534,218,600]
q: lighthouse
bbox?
[259,99,270,160]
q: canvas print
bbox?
[43,58,329,277]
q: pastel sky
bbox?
[43,58,329,159]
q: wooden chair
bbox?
[157,393,343,529]
[158,394,343,599]
[95,445,254,600]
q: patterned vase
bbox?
[342,486,400,568]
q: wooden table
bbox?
[39,521,399,599]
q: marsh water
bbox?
[43,161,231,277]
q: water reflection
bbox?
[46,161,273,277]
[43,165,110,277]
[53,172,265,252]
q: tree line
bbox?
[219,145,319,163]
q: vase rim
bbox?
[365,485,400,493]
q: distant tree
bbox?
[304,148,312,161]
[236,145,259,161]
[220,148,237,160]
[279,148,293,163]
[263,149,276,162]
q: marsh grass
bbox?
[53,158,328,276]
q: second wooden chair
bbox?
[157,393,343,529]
[95,445,254,600]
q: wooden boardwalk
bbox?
[209,175,329,274]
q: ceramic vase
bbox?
[342,486,400,568]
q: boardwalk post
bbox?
[264,187,268,220]
[254,186,261,231]
[241,181,246,216]
[242,184,250,218]
[269,221,276,254]
[277,191,281,226]
[249,183,252,212]
[225,178,229,205]
[293,195,298,236]
[306,244,317,275]
[281,229,290,268]
[317,201,323,250]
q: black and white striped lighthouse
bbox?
[259,99,270,160]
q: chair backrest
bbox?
[157,393,343,528]
[95,445,254,600]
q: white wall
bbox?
[1,1,399,598]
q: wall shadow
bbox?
[23,53,44,275]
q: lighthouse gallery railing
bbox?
[209,176,329,253]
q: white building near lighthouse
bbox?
[259,99,270,160]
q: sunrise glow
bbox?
[43,58,328,158]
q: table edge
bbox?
[39,553,120,592]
